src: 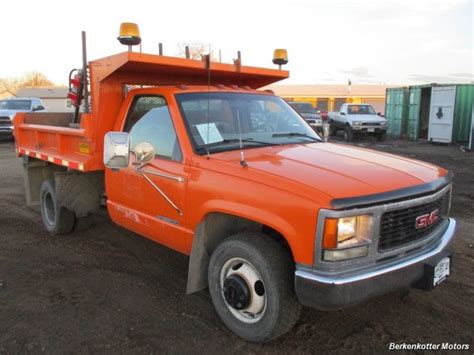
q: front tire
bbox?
[208,233,301,342]
[344,126,354,141]
[39,180,75,235]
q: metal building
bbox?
[16,87,73,113]
[385,84,474,143]
[268,84,398,114]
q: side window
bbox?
[124,96,183,162]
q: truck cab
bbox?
[328,103,387,141]
[14,43,455,343]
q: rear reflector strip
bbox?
[17,148,85,171]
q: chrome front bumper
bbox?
[0,126,14,136]
[352,125,387,131]
[294,218,456,310]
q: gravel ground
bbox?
[0,138,473,354]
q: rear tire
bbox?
[39,180,75,235]
[330,125,338,136]
[344,126,354,141]
[208,232,301,343]
[376,132,387,141]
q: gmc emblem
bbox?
[415,209,439,229]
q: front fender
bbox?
[197,199,299,254]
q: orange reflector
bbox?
[323,218,338,249]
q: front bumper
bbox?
[353,125,387,132]
[295,218,456,310]
[0,126,14,136]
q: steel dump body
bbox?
[14,51,288,171]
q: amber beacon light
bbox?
[272,49,288,69]
[117,22,142,47]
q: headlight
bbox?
[322,215,373,261]
[380,121,387,126]
[352,121,362,126]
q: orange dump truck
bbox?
[15,27,456,342]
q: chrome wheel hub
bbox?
[220,257,267,323]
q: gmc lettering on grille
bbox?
[415,209,439,229]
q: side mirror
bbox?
[340,112,346,116]
[33,105,45,112]
[377,112,381,116]
[133,142,155,166]
[104,132,130,168]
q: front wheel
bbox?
[344,126,354,141]
[208,233,301,342]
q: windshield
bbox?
[289,102,316,114]
[347,105,376,115]
[0,100,32,110]
[176,92,320,154]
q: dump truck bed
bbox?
[15,112,102,171]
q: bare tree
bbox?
[0,77,21,93]
[0,71,54,94]
[176,41,217,61]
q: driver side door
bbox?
[106,95,188,253]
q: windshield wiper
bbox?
[195,138,281,154]
[205,138,281,148]
[271,132,321,141]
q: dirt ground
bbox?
[0,137,473,354]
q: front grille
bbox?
[379,192,449,251]
[362,122,380,126]
[0,116,11,126]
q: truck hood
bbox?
[301,113,322,120]
[347,114,386,122]
[210,143,446,203]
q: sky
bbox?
[0,0,472,86]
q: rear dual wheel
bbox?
[208,233,301,342]
[39,180,75,235]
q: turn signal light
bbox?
[322,218,338,249]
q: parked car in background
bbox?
[315,107,329,121]
[0,98,46,139]
[328,103,387,141]
[288,101,323,132]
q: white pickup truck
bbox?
[328,103,387,141]
[0,98,46,139]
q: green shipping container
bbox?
[407,87,422,140]
[453,85,474,142]
[385,88,408,137]
[386,83,473,142]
